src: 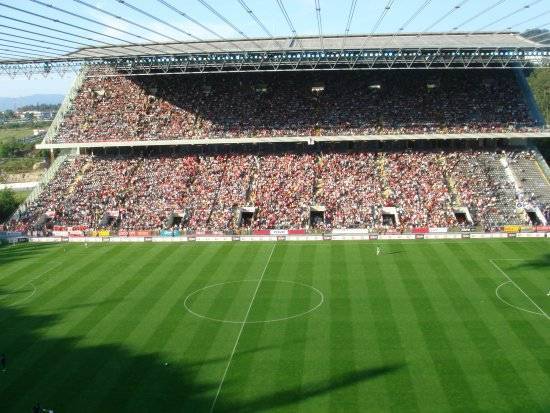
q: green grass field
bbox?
[13,190,31,204]
[0,239,549,412]
[0,123,51,144]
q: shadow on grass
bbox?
[383,250,406,256]
[0,287,217,413]
[0,289,402,413]
[510,253,550,272]
[0,246,405,412]
[218,364,404,413]
[0,242,57,266]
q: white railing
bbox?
[43,66,88,144]
[10,151,73,221]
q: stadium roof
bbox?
[65,32,546,58]
[0,0,549,77]
[0,31,548,78]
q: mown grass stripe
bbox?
[216,243,290,411]
[0,243,133,410]
[294,243,334,412]
[357,243,423,412]
[1,243,128,341]
[272,244,318,409]
[389,242,479,411]
[44,244,194,406]
[440,242,550,410]
[419,243,527,412]
[183,243,271,399]
[120,244,231,412]
[328,243,359,411]
[208,243,280,409]
[7,245,178,412]
[348,244,392,413]
[0,243,67,287]
[88,243,239,412]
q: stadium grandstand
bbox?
[1,1,550,412]
[4,26,550,236]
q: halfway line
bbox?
[209,243,277,412]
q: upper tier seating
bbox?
[54,70,535,143]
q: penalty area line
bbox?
[489,259,549,321]
[209,243,277,413]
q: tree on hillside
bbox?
[17,103,60,112]
[23,112,35,122]
[523,29,550,45]
[527,69,550,124]
[527,69,550,162]
[0,138,26,158]
[0,188,18,222]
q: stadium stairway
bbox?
[480,153,525,225]
[244,157,260,205]
[67,159,92,194]
[508,152,550,209]
[439,155,463,207]
[376,155,391,201]
[312,154,325,203]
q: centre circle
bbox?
[184,280,324,324]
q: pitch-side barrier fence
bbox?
[24,230,550,244]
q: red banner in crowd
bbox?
[411,227,429,234]
[71,225,88,231]
[123,230,153,237]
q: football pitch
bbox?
[0,239,549,412]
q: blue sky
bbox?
[0,0,548,97]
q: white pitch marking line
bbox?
[489,259,549,321]
[7,282,37,307]
[209,243,277,413]
[495,281,546,317]
[0,263,60,305]
[184,279,324,324]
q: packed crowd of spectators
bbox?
[314,152,383,229]
[11,146,546,233]
[118,155,198,230]
[53,70,536,143]
[384,152,456,228]
[251,153,316,229]
[187,154,254,232]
